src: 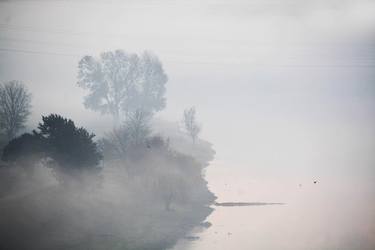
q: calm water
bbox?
[171,161,375,250]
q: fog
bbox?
[1,0,375,249]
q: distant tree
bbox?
[77,50,167,124]
[101,110,151,159]
[183,107,201,143]
[0,81,32,140]
[125,110,151,145]
[134,52,167,117]
[37,114,102,170]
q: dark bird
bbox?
[313,181,317,184]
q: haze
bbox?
[1,0,374,249]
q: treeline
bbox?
[0,50,215,250]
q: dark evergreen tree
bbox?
[37,114,102,169]
[1,132,45,162]
[2,114,102,172]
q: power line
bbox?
[0,23,133,39]
[0,36,88,49]
[0,46,374,68]
[0,47,81,57]
[1,23,375,50]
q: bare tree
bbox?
[183,107,201,143]
[0,81,32,140]
[77,50,167,125]
[101,110,151,159]
[125,110,151,145]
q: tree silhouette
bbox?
[0,80,32,140]
[183,107,201,143]
[125,110,151,145]
[2,114,102,173]
[100,110,151,160]
[77,50,167,124]
[38,114,102,170]
[1,132,45,162]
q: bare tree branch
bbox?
[0,80,32,140]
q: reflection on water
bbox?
[171,162,375,250]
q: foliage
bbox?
[1,132,45,162]
[1,114,102,172]
[77,50,167,124]
[37,114,102,170]
[0,80,32,140]
[0,132,8,155]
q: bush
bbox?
[1,114,102,175]
[38,114,102,170]
[1,132,45,163]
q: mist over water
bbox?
[1,0,375,250]
[171,162,375,250]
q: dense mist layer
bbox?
[0,119,215,250]
[1,1,375,250]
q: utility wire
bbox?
[0,46,374,68]
[0,47,81,57]
[0,36,88,49]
